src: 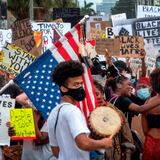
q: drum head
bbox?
[89,106,121,137]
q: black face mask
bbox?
[62,86,86,101]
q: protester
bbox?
[107,75,160,127]
[7,93,56,160]
[142,69,160,160]
[47,60,112,160]
[93,80,135,160]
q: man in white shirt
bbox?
[47,60,112,160]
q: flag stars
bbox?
[47,77,50,80]
[32,86,35,89]
[35,75,38,79]
[37,92,40,95]
[46,82,49,85]
[38,87,42,90]
[26,86,29,89]
[36,70,39,73]
[33,81,37,84]
[48,106,51,110]
[49,101,52,104]
[51,89,54,92]
[36,98,39,101]
[43,65,46,68]
[44,88,48,91]
[56,96,60,100]
[50,59,53,62]
[42,70,45,73]
[49,65,52,68]
[22,81,25,84]
[42,99,46,102]
[41,105,45,108]
[50,95,53,98]
[31,92,34,95]
[44,93,47,97]
[47,112,50,116]
[40,81,43,84]
[48,71,51,74]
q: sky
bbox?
[78,0,102,11]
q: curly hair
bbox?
[150,68,160,94]
[51,60,84,86]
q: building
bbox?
[96,0,118,16]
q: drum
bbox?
[88,105,122,139]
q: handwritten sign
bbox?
[11,19,40,57]
[0,97,15,146]
[32,22,71,52]
[10,108,36,140]
[133,17,160,45]
[0,29,12,51]
[88,27,106,40]
[95,38,120,55]
[137,5,160,18]
[118,36,144,58]
[0,42,36,76]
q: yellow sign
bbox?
[10,108,36,140]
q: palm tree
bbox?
[52,0,78,8]
[80,0,96,16]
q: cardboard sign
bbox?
[0,29,12,51]
[95,38,120,55]
[111,13,127,27]
[137,5,160,18]
[11,19,40,57]
[32,22,71,52]
[86,16,109,38]
[133,17,160,45]
[10,108,36,140]
[88,27,106,40]
[0,96,15,146]
[118,36,144,58]
[0,42,36,76]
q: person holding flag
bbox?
[47,60,113,160]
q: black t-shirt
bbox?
[110,95,144,127]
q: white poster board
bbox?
[32,22,71,52]
[0,96,15,146]
[137,5,160,18]
[111,13,127,27]
[0,29,12,51]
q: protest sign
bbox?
[113,24,133,36]
[137,5,160,18]
[10,108,36,140]
[88,27,106,40]
[0,29,12,51]
[11,19,40,57]
[86,16,109,37]
[118,36,144,58]
[106,27,114,38]
[0,42,36,76]
[0,96,15,146]
[95,38,120,55]
[133,17,160,46]
[32,22,71,52]
[111,13,127,27]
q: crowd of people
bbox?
[0,48,160,160]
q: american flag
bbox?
[13,22,97,120]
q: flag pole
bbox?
[0,79,14,95]
[79,15,89,25]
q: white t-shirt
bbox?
[47,102,90,160]
[22,122,57,160]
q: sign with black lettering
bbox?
[11,19,40,56]
[0,96,15,146]
[32,22,71,52]
[0,42,36,76]
[53,8,80,19]
[118,36,144,58]
[132,17,160,45]
[106,27,114,38]
[137,5,160,18]
[10,108,36,140]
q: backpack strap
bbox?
[54,104,66,133]
[109,95,119,106]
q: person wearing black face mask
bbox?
[47,60,112,160]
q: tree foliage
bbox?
[80,1,96,16]
[111,0,136,18]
